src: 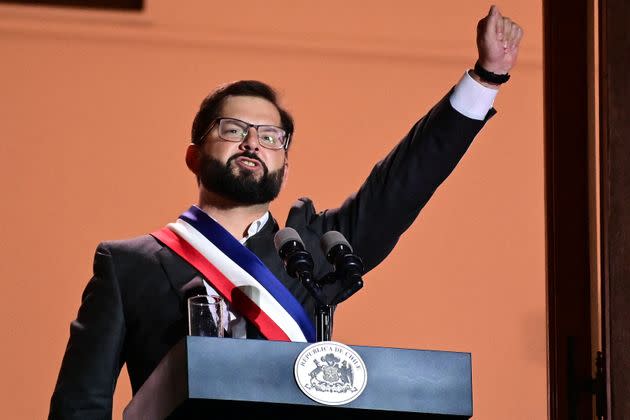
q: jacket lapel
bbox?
[245,215,314,316]
[156,245,206,300]
[244,214,285,277]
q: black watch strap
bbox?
[473,61,510,84]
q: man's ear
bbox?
[282,153,290,186]
[185,143,201,175]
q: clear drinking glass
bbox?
[187,295,229,337]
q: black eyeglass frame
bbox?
[198,117,292,150]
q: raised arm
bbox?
[288,6,523,273]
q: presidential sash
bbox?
[151,206,315,342]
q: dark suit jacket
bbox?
[49,94,493,419]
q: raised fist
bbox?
[476,5,523,75]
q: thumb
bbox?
[487,5,503,37]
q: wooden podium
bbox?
[123,337,472,419]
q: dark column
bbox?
[600,0,630,418]
[544,0,594,418]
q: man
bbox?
[49,5,522,418]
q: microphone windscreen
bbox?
[273,227,304,252]
[320,230,353,254]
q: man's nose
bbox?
[239,127,260,151]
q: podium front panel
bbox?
[124,337,472,419]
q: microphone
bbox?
[273,228,315,287]
[320,231,364,304]
[320,231,364,279]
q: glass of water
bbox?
[187,295,230,337]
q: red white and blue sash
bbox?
[151,206,315,342]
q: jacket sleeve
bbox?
[287,92,495,273]
[49,243,126,420]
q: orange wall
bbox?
[0,1,544,418]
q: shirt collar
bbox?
[242,212,269,243]
[194,205,269,244]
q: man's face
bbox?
[198,95,288,205]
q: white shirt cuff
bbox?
[449,71,498,120]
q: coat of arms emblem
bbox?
[308,353,355,392]
[294,341,367,405]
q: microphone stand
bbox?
[300,269,364,342]
[316,305,334,342]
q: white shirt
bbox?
[201,73,496,338]
[450,70,498,120]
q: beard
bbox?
[198,151,284,205]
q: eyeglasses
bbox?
[203,117,291,150]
